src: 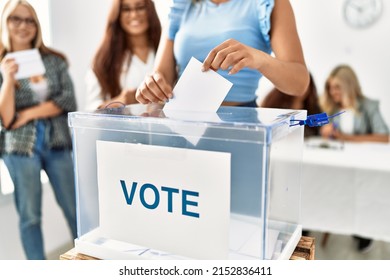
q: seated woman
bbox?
[320,65,389,143]
[320,64,389,253]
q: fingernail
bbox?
[201,66,206,72]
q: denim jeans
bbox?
[3,120,77,260]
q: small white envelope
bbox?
[164,57,233,113]
[3,48,45,80]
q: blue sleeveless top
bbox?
[168,0,274,102]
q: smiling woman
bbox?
[84,0,161,110]
[0,0,49,198]
[0,0,50,198]
[0,0,78,260]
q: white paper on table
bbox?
[163,57,233,113]
[3,49,45,80]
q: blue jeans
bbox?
[3,121,77,260]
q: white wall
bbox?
[290,0,390,126]
[49,0,112,110]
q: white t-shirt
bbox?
[30,78,49,103]
[84,49,155,110]
[339,109,355,135]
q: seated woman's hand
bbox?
[320,123,335,138]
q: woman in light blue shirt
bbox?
[136,0,309,107]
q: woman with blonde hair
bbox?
[85,0,161,110]
[320,64,389,143]
[0,0,77,259]
[320,64,389,252]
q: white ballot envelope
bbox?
[3,49,45,80]
[164,57,233,113]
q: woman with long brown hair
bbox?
[85,0,161,110]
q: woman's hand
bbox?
[1,57,18,81]
[11,109,32,130]
[202,39,263,75]
[320,123,336,139]
[136,72,173,104]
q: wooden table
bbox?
[60,236,315,260]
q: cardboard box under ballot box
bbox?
[68,104,306,260]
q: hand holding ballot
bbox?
[164,57,232,113]
[136,57,232,112]
[1,48,45,80]
[136,70,173,104]
[0,56,18,81]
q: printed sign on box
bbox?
[96,141,231,259]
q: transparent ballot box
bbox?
[68,104,305,260]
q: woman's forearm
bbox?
[257,53,309,96]
[23,100,63,120]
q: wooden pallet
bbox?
[60,236,315,260]
[290,236,315,260]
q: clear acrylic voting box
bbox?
[68,104,305,260]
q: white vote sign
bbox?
[96,141,231,259]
